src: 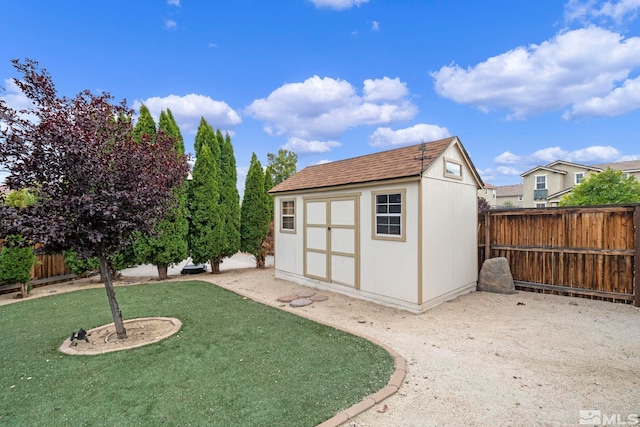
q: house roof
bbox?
[495,183,523,197]
[591,160,640,173]
[547,187,573,200]
[546,160,602,172]
[520,165,568,177]
[270,136,482,194]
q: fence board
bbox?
[479,204,638,306]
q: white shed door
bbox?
[304,196,358,288]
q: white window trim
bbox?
[372,189,406,242]
[535,174,547,190]
[574,172,584,185]
[280,199,296,233]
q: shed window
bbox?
[281,200,295,232]
[375,193,402,236]
[444,158,463,180]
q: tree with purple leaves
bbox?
[0,59,188,338]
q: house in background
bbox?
[269,136,483,313]
[495,184,524,207]
[520,160,640,208]
[478,183,523,208]
[478,183,497,207]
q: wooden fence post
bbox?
[484,210,491,262]
[635,205,640,307]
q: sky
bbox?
[2,0,640,192]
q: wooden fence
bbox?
[0,240,73,292]
[478,204,639,306]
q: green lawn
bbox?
[0,281,394,426]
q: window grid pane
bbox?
[281,200,295,230]
[375,193,402,237]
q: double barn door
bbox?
[303,195,359,288]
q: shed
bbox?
[268,136,483,313]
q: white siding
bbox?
[420,143,478,307]
[273,196,304,275]
[359,182,419,304]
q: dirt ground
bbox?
[2,259,639,427]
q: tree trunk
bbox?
[99,255,127,339]
[21,282,29,298]
[157,264,168,280]
[211,258,221,274]
[256,253,265,268]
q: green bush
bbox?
[63,250,100,277]
[0,237,35,285]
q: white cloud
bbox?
[163,19,177,30]
[362,77,407,102]
[245,75,418,153]
[531,146,569,163]
[431,26,640,119]
[563,75,640,118]
[133,94,241,136]
[282,137,341,154]
[167,0,181,6]
[313,159,333,165]
[565,145,621,162]
[368,124,450,147]
[309,0,369,10]
[371,21,380,31]
[496,166,522,175]
[1,79,34,110]
[526,145,623,164]
[494,151,522,164]
[565,0,640,24]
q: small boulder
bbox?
[478,257,516,294]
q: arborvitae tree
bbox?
[132,104,157,143]
[189,120,225,269]
[159,108,185,154]
[263,166,275,256]
[240,153,270,267]
[193,117,209,155]
[133,109,189,280]
[211,130,241,273]
[264,165,275,220]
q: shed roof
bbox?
[269,136,481,194]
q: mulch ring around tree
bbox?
[277,290,329,307]
[59,317,182,355]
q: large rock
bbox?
[478,257,516,294]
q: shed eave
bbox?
[269,175,422,196]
